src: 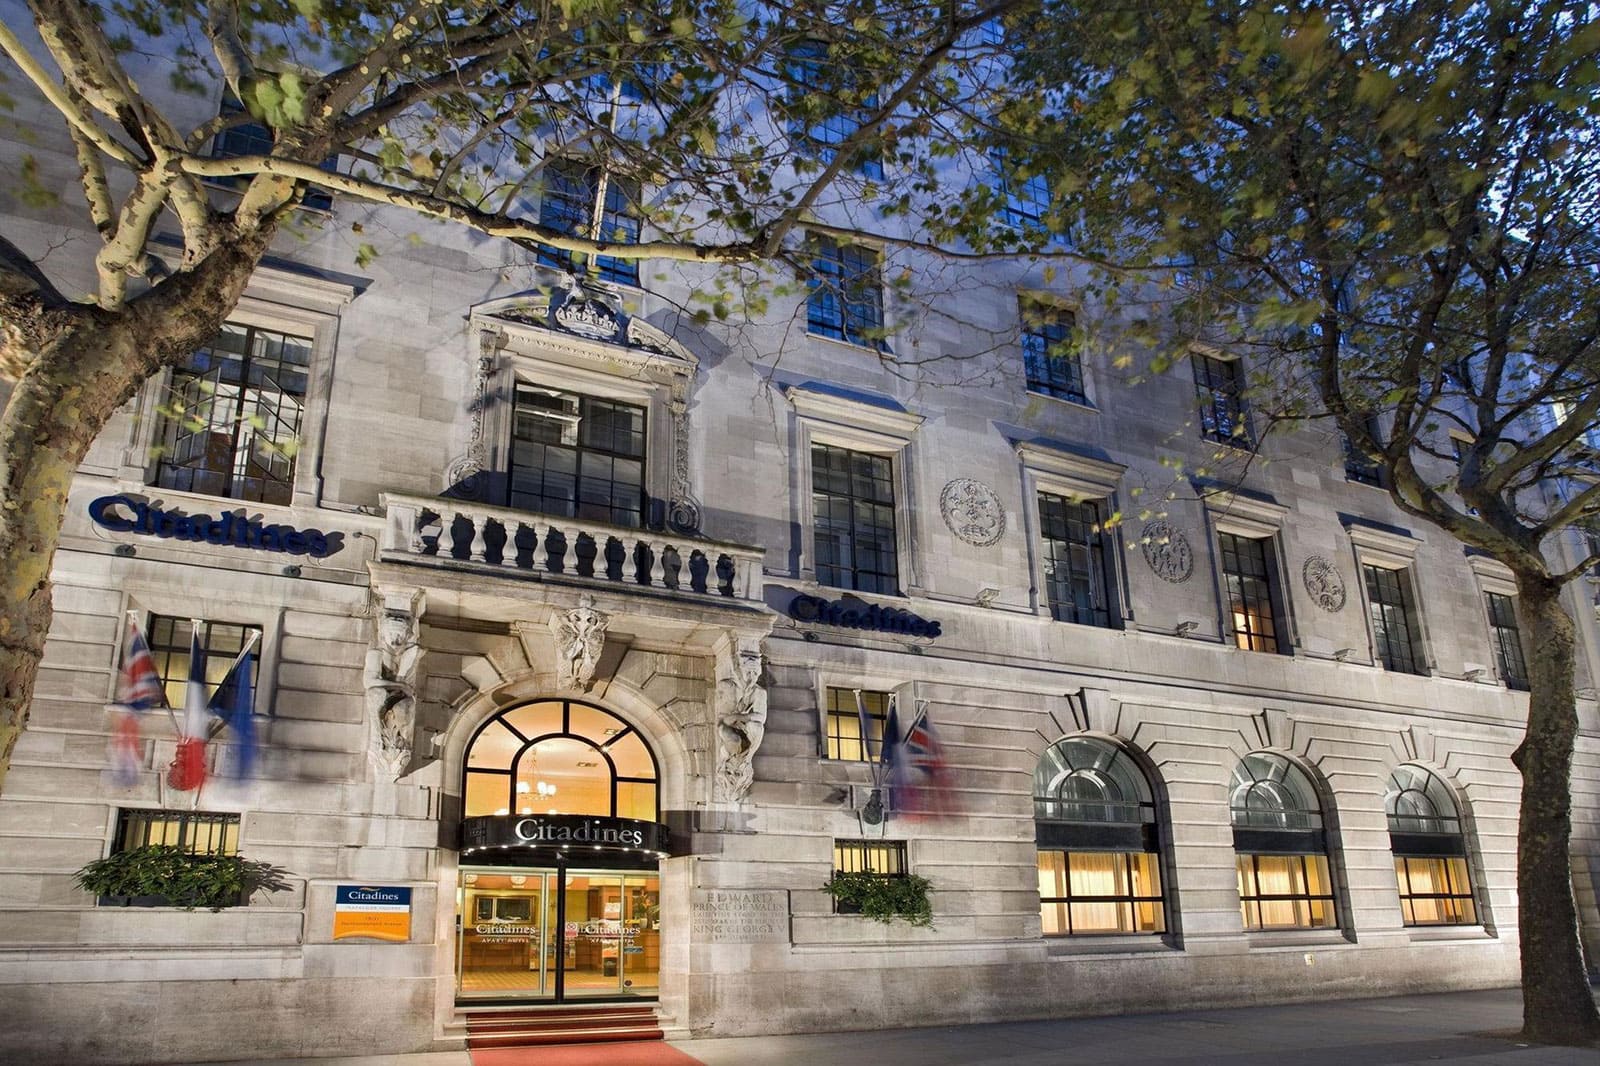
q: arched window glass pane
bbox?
[500,700,564,742]
[607,731,655,779]
[1033,736,1153,824]
[1384,765,1460,834]
[515,736,610,817]
[1229,752,1323,830]
[465,771,510,817]
[467,720,521,770]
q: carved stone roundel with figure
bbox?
[1302,555,1348,612]
[939,478,1006,547]
[1140,520,1195,583]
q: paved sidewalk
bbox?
[180,987,1600,1066]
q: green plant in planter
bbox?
[74,845,293,911]
[822,870,934,927]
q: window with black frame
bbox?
[115,808,240,857]
[1484,592,1528,690]
[534,160,642,286]
[144,615,262,712]
[1364,564,1426,674]
[153,322,310,505]
[1020,300,1086,404]
[509,383,646,528]
[784,41,883,179]
[1192,353,1252,446]
[1039,493,1115,627]
[1342,430,1384,486]
[832,839,906,876]
[1218,532,1281,653]
[823,687,889,762]
[811,443,898,594]
[1230,752,1338,930]
[807,237,886,348]
[992,149,1051,232]
[1385,765,1478,926]
[1033,736,1165,936]
[211,95,336,210]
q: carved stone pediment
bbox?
[471,284,698,376]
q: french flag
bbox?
[167,624,211,791]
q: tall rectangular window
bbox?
[807,238,885,348]
[1343,431,1384,486]
[509,383,646,528]
[992,149,1050,230]
[1218,533,1281,653]
[1039,493,1114,627]
[535,161,641,286]
[153,323,310,505]
[811,443,898,594]
[1021,300,1085,404]
[824,687,889,762]
[785,41,883,179]
[1193,354,1252,446]
[1485,592,1528,691]
[144,615,262,711]
[1364,564,1425,674]
[115,808,240,857]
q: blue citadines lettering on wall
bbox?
[788,593,942,638]
[89,494,335,558]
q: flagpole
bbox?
[127,610,180,735]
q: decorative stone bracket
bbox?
[364,587,426,780]
[712,635,768,805]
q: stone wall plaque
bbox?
[1302,555,1348,612]
[939,478,1006,547]
[690,889,789,944]
[1139,520,1195,583]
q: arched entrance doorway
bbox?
[456,699,668,1003]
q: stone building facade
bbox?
[2,67,1600,1066]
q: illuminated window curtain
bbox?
[1033,736,1165,936]
[1229,752,1338,930]
[1385,765,1477,926]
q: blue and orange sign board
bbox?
[332,885,412,942]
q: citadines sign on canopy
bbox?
[460,814,671,861]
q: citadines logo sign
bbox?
[460,814,671,860]
[89,494,337,557]
[788,593,943,638]
[332,885,412,942]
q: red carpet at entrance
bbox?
[471,1041,705,1066]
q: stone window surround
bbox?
[120,264,357,511]
[1203,491,1296,653]
[1465,555,1523,688]
[112,586,286,749]
[812,674,913,762]
[1014,442,1128,623]
[1345,522,1435,675]
[788,385,925,594]
[468,314,695,529]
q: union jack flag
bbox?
[116,615,165,711]
[891,703,954,818]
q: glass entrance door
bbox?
[561,871,660,999]
[459,867,657,1001]
[458,869,552,999]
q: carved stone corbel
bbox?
[667,377,702,533]
[551,594,610,691]
[712,636,768,804]
[444,327,501,499]
[364,588,426,780]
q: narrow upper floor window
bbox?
[536,160,642,287]
[1021,300,1085,404]
[1193,353,1252,446]
[1218,532,1281,653]
[1484,592,1528,690]
[509,383,646,528]
[1363,564,1425,674]
[824,687,889,762]
[1039,493,1114,627]
[153,322,310,505]
[811,443,898,594]
[785,41,884,180]
[211,95,335,210]
[807,238,886,349]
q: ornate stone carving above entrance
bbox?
[550,594,610,691]
[1302,555,1348,612]
[939,478,1006,547]
[713,637,767,804]
[1140,520,1195,583]
[364,588,425,779]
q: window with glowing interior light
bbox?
[461,700,658,821]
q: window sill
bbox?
[1025,388,1098,414]
[1044,934,1176,958]
[1405,924,1495,944]
[805,329,891,356]
[1344,476,1389,491]
[1246,929,1353,950]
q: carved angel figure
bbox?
[714,646,768,803]
[552,595,609,691]
[365,606,423,778]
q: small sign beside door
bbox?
[333,885,412,942]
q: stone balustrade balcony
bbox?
[378,492,766,606]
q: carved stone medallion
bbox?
[1140,520,1195,583]
[939,478,1006,547]
[1302,555,1348,612]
